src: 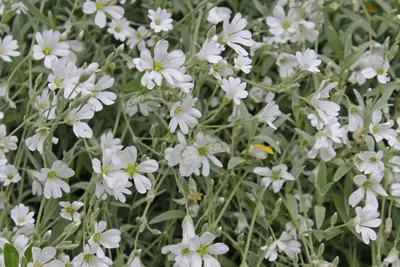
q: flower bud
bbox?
[42,230,52,241]
[214,226,223,237]
[330,212,337,226]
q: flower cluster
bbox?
[1,0,400,266]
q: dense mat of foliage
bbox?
[1,0,400,266]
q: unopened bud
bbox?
[201,223,209,233]
[43,230,52,241]
[385,217,392,236]
[65,222,80,235]
[77,30,84,41]
[150,228,161,235]
[214,226,222,237]
[318,243,325,255]
[330,212,337,226]
[217,197,225,205]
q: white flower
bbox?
[209,59,233,81]
[384,248,400,267]
[276,52,298,78]
[165,67,194,93]
[266,6,298,43]
[369,110,397,142]
[0,164,21,186]
[189,232,229,267]
[83,0,124,28]
[32,30,70,68]
[169,95,202,134]
[72,244,112,267]
[261,240,285,262]
[259,101,281,129]
[109,146,159,194]
[355,151,385,178]
[34,90,57,120]
[163,215,196,266]
[354,205,382,244]
[107,18,132,41]
[100,131,123,153]
[310,80,340,128]
[34,160,75,199]
[109,179,133,203]
[128,257,146,267]
[0,124,18,154]
[127,26,148,49]
[66,104,95,138]
[220,13,253,56]
[165,133,199,177]
[27,247,63,267]
[278,231,301,259]
[349,174,388,208]
[348,105,364,132]
[88,221,121,258]
[207,6,231,24]
[308,135,335,162]
[254,164,295,193]
[234,56,252,74]
[290,20,319,43]
[389,117,400,149]
[48,58,78,91]
[133,40,185,89]
[220,77,248,105]
[182,132,224,177]
[11,204,35,227]
[294,193,313,212]
[0,35,20,62]
[261,231,301,261]
[198,38,223,64]
[59,201,84,222]
[125,103,153,117]
[148,8,173,33]
[361,57,390,84]
[25,127,59,154]
[296,48,321,73]
[88,75,117,111]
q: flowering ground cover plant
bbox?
[1,0,400,266]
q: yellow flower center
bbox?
[102,167,109,175]
[65,206,75,216]
[198,147,207,156]
[92,233,101,243]
[43,48,52,55]
[96,2,104,10]
[282,21,291,29]
[152,60,164,72]
[124,163,138,178]
[174,106,182,114]
[196,245,209,257]
[83,254,94,263]
[363,181,372,188]
[47,170,57,180]
[272,172,280,180]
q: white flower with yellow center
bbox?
[34,160,75,199]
